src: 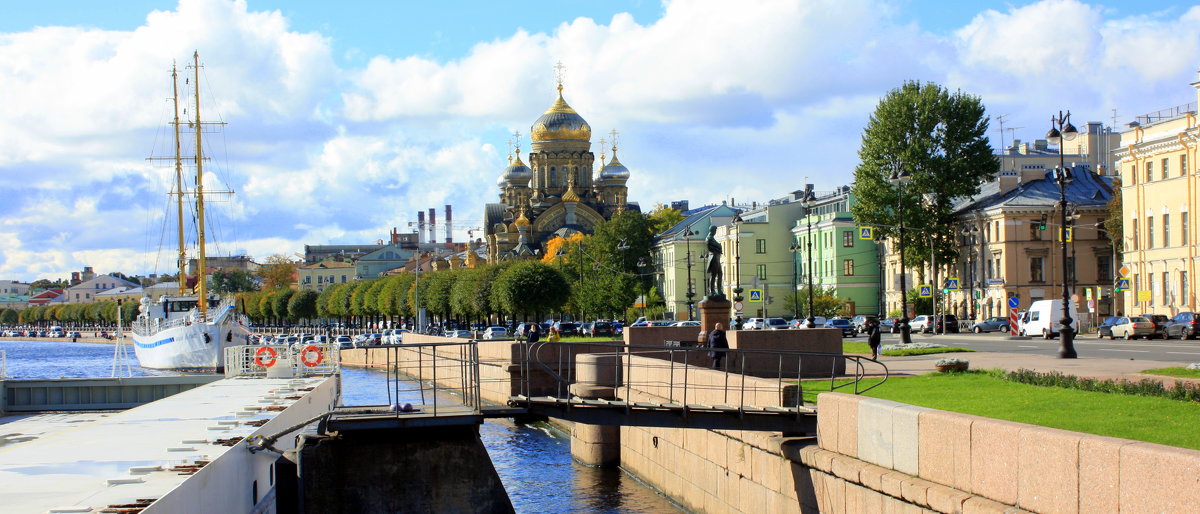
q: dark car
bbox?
[881,317,899,333]
[1164,312,1199,340]
[582,321,614,337]
[851,315,877,334]
[823,318,856,337]
[1135,313,1170,339]
[933,314,960,334]
[972,316,1010,333]
[553,322,579,336]
[1096,316,1121,339]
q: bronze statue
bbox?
[705,226,724,298]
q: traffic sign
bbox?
[733,301,744,311]
[1060,227,1073,242]
[1115,278,1130,291]
[1085,288,1093,299]
[1137,290,1152,302]
[945,278,960,291]
[1007,296,1019,309]
[1119,265,1130,276]
[1009,308,1019,329]
[859,226,874,240]
[748,289,763,302]
[918,285,932,298]
[1071,293,1080,303]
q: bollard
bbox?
[569,353,622,467]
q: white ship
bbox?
[132,52,249,370]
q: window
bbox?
[1131,219,1139,250]
[843,259,855,276]
[341,275,348,283]
[843,231,854,247]
[1184,271,1190,303]
[1030,257,1044,282]
[1183,154,1189,175]
[1097,256,1111,283]
[1184,213,1190,245]
[984,223,990,242]
[1132,164,1139,183]
[1066,256,1075,283]
[304,276,311,284]
[1030,221,1041,240]
[1147,216,1154,249]
[1162,158,1170,179]
[756,239,766,254]
[986,259,993,280]
[1164,214,1170,247]
[994,221,1000,239]
[756,264,767,280]
[995,257,1002,279]
[1154,272,1163,304]
[1146,161,1154,181]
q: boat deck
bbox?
[0,375,334,513]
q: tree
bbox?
[288,290,319,321]
[210,269,258,294]
[492,261,571,318]
[647,203,685,235]
[1103,176,1122,255]
[850,81,999,274]
[257,254,297,290]
[271,289,296,322]
[1,308,18,324]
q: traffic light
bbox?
[1038,214,1048,230]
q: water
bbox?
[1,340,682,513]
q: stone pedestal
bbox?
[569,353,622,467]
[696,297,732,344]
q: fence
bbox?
[224,343,341,378]
[372,342,483,416]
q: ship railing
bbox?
[131,298,240,336]
[224,343,341,378]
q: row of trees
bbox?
[3,301,139,325]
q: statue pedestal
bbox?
[696,297,732,344]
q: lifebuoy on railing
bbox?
[300,345,324,367]
[255,346,278,368]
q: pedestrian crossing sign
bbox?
[748,289,763,302]
[1060,227,1073,242]
[945,278,960,291]
[859,226,873,240]
[1115,278,1130,292]
[918,285,932,298]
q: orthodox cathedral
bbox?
[484,73,636,262]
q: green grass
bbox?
[842,341,974,356]
[803,371,1200,450]
[1140,367,1200,379]
[557,335,623,342]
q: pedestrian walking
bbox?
[866,319,882,360]
[707,322,730,370]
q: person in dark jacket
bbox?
[527,323,541,343]
[707,322,730,369]
[866,319,882,359]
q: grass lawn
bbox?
[1140,367,1200,379]
[557,335,623,343]
[842,341,974,357]
[803,371,1200,450]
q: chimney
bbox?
[1019,165,1046,184]
[445,205,453,244]
[998,170,1019,195]
[428,208,437,244]
[417,211,425,244]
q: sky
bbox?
[2,0,1199,282]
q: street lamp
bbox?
[732,213,745,329]
[684,225,698,320]
[960,219,981,321]
[801,192,817,327]
[1047,110,1079,358]
[890,164,914,344]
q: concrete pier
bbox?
[569,353,622,467]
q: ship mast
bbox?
[192,51,208,316]
[172,63,187,296]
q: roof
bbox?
[300,259,355,270]
[952,167,1113,214]
[658,204,742,240]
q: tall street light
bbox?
[789,241,801,319]
[802,191,817,327]
[890,165,914,345]
[684,224,698,321]
[1047,110,1079,358]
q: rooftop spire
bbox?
[554,61,566,95]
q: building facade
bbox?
[653,204,741,320]
[64,275,140,304]
[1115,73,1200,315]
[299,259,356,293]
[791,186,881,317]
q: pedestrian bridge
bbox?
[324,340,889,436]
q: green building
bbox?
[790,185,881,317]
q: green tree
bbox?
[256,254,297,290]
[1,308,19,324]
[850,81,999,274]
[210,268,258,294]
[271,289,296,322]
[450,268,482,321]
[1103,176,1122,255]
[492,261,571,318]
[647,203,685,235]
[287,289,319,321]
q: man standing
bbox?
[866,319,882,360]
[528,323,541,343]
[707,322,730,369]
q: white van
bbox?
[1021,300,1079,339]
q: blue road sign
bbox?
[1007,296,1020,309]
[859,226,873,240]
[748,289,763,302]
[1115,279,1130,291]
[945,278,960,291]
[918,285,932,298]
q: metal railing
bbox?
[517,341,888,411]
[224,343,341,378]
[372,342,483,416]
[132,297,240,336]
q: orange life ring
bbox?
[254,346,278,368]
[300,345,324,367]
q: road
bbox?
[866,331,1200,364]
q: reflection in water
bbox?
[340,367,681,513]
[0,340,171,379]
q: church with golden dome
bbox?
[484,71,636,262]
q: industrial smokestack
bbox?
[445,205,453,244]
[428,208,437,244]
[417,211,425,244]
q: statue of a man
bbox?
[705,226,724,298]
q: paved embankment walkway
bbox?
[863,350,1200,388]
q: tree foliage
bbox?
[210,268,258,294]
[491,261,571,317]
[287,290,319,320]
[850,81,999,272]
[256,254,297,290]
[1103,176,1123,255]
[647,203,686,235]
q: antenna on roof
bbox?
[994,114,1009,153]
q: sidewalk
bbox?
[869,351,1198,386]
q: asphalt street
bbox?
[862,331,1200,364]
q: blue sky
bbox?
[2,0,1199,282]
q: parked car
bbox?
[482,326,508,339]
[909,315,933,333]
[1164,312,1199,340]
[670,320,701,327]
[790,317,827,329]
[880,317,898,333]
[850,315,877,334]
[933,314,960,334]
[553,322,579,336]
[1110,316,1156,340]
[335,335,354,349]
[581,321,614,337]
[1096,316,1121,339]
[823,318,856,337]
[1021,300,1079,338]
[451,330,473,339]
[972,317,1010,333]
[1135,314,1170,340]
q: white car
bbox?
[482,326,508,339]
[671,320,701,327]
[909,315,933,333]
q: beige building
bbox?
[652,204,741,320]
[1115,73,1200,315]
[64,275,140,304]
[298,259,356,293]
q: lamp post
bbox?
[685,225,697,320]
[789,241,801,320]
[890,165,914,344]
[960,219,981,322]
[802,192,817,327]
[1047,110,1079,358]
[923,192,939,335]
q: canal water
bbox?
[0,340,682,513]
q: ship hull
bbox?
[132,318,250,371]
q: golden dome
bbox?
[513,208,531,227]
[531,86,591,142]
[562,183,580,203]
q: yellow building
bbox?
[1115,73,1200,315]
[298,259,355,293]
